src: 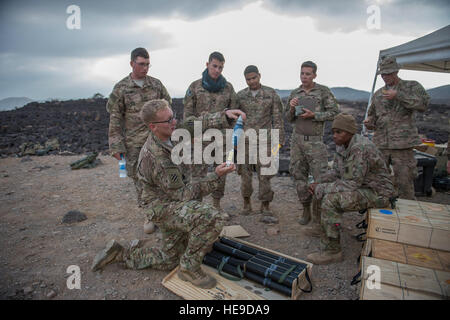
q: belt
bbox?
[298,135,322,142]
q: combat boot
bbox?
[178,267,217,289]
[260,201,272,215]
[306,250,343,265]
[213,198,221,210]
[302,223,322,237]
[91,240,124,271]
[298,202,311,225]
[241,197,252,215]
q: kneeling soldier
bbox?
[307,113,394,264]
[92,99,245,289]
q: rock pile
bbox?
[0,97,447,158]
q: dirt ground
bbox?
[0,155,449,300]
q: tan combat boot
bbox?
[213,198,221,210]
[306,250,343,265]
[91,240,124,271]
[303,199,321,236]
[260,201,271,215]
[298,202,311,225]
[178,267,217,289]
[241,197,252,215]
[302,223,322,237]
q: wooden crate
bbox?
[162,237,313,300]
[360,256,450,300]
[362,238,450,272]
[367,199,450,251]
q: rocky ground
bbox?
[0,155,448,300]
[0,98,448,300]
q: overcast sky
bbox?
[0,0,449,100]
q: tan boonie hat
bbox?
[332,113,357,134]
[378,56,400,74]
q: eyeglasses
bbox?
[151,116,175,124]
[135,62,151,68]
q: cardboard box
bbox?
[162,237,313,300]
[360,256,450,300]
[367,199,450,251]
[362,238,450,272]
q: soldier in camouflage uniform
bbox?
[364,56,429,200]
[286,61,339,230]
[236,65,285,218]
[107,48,171,204]
[183,51,239,209]
[307,113,395,264]
[92,99,246,289]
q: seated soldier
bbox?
[306,113,395,264]
[91,99,246,289]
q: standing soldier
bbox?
[236,65,285,220]
[183,51,238,210]
[307,113,394,264]
[364,56,430,200]
[286,61,339,232]
[107,47,171,232]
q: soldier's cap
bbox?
[332,113,357,134]
[378,56,400,75]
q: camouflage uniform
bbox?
[183,79,238,200]
[286,84,339,208]
[107,74,171,201]
[314,134,395,252]
[366,79,429,199]
[122,111,232,272]
[236,85,285,202]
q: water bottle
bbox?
[232,115,244,147]
[119,154,127,178]
[226,116,244,166]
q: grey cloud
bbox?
[0,0,251,58]
[263,0,450,35]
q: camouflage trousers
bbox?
[380,148,417,200]
[318,190,389,252]
[289,137,328,203]
[238,164,274,202]
[124,146,143,204]
[123,200,225,271]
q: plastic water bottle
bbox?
[232,115,244,147]
[119,154,127,178]
[226,116,244,166]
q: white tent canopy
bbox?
[363,25,450,133]
[379,25,450,73]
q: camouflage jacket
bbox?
[183,79,238,119]
[237,85,285,146]
[137,111,232,207]
[106,74,172,155]
[315,134,394,200]
[285,83,339,137]
[366,79,429,149]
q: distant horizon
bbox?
[2,83,448,102]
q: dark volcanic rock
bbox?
[62,210,87,224]
[0,97,448,158]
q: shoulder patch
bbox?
[164,166,184,189]
[186,88,192,97]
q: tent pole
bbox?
[362,54,381,136]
